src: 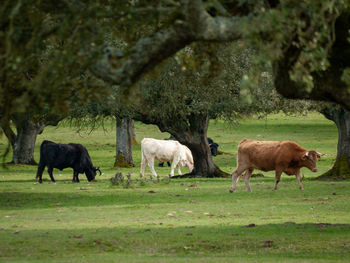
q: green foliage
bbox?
[238,0,347,93]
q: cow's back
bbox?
[237,139,306,171]
[141,138,180,162]
[40,140,81,169]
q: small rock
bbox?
[263,240,273,247]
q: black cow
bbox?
[36,140,101,183]
[159,137,219,167]
[208,137,219,156]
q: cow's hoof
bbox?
[229,189,234,193]
[90,179,97,182]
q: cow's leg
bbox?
[147,158,158,179]
[140,153,147,178]
[229,166,246,193]
[47,166,56,184]
[176,163,182,176]
[296,170,304,190]
[36,161,45,184]
[244,168,254,192]
[72,171,79,183]
[169,158,179,177]
[273,170,283,190]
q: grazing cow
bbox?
[36,140,101,183]
[140,138,194,178]
[229,139,320,192]
[159,137,219,167]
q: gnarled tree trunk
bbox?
[114,117,134,167]
[1,117,44,165]
[165,114,228,178]
[318,107,350,179]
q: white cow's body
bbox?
[140,138,194,178]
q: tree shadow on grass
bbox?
[1,223,349,261]
[0,189,192,210]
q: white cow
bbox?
[140,138,194,178]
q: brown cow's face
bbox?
[302,151,321,172]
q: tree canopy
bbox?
[1,0,350,138]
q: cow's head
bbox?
[302,150,321,172]
[85,166,102,182]
[187,160,194,173]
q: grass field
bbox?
[1,113,350,262]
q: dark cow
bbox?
[208,137,219,156]
[229,139,320,192]
[159,137,219,167]
[36,140,101,183]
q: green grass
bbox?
[1,112,350,262]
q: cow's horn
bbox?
[305,151,309,157]
[96,167,102,175]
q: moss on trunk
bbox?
[113,155,134,168]
[316,156,350,180]
[132,137,138,145]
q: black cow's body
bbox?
[36,140,101,183]
[207,137,219,156]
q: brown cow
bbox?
[229,139,320,193]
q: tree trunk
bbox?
[114,117,134,167]
[318,107,350,179]
[9,119,44,165]
[130,120,138,145]
[170,114,229,178]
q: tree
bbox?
[0,1,110,161]
[2,1,350,131]
[0,112,62,164]
[318,105,350,179]
[92,1,350,110]
[114,117,134,167]
[2,1,350,167]
[68,100,136,168]
[111,42,310,177]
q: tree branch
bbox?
[0,118,16,148]
[91,0,242,88]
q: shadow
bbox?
[1,223,349,260]
[0,188,192,210]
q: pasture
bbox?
[1,113,350,262]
